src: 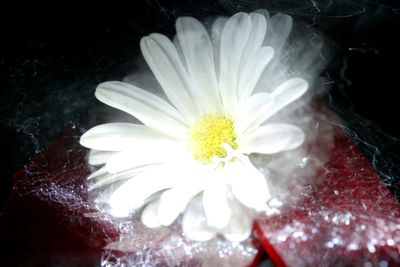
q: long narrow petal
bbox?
[182,196,217,241]
[157,179,204,226]
[264,13,293,50]
[108,164,181,217]
[250,14,293,94]
[140,34,200,122]
[176,17,221,113]
[221,200,253,242]
[239,13,267,69]
[203,179,231,229]
[141,199,161,228]
[105,144,186,173]
[80,123,183,152]
[219,13,251,115]
[254,9,270,23]
[87,166,108,180]
[95,81,188,138]
[266,78,308,120]
[88,165,155,191]
[237,46,274,100]
[234,92,273,134]
[229,157,270,211]
[105,150,161,173]
[211,17,228,78]
[88,150,116,165]
[239,124,305,154]
[241,78,308,131]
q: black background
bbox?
[1,0,400,210]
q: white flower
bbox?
[80,11,308,242]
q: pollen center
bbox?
[190,114,237,163]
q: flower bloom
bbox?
[80,11,308,242]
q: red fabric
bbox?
[254,129,400,266]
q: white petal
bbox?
[105,150,160,173]
[251,14,293,95]
[172,35,186,68]
[176,17,221,113]
[264,13,293,49]
[157,180,204,226]
[105,144,186,173]
[141,199,161,228]
[237,46,274,100]
[89,165,155,191]
[239,124,305,154]
[80,123,183,152]
[211,17,227,78]
[239,13,267,69]
[219,13,251,114]
[268,78,308,117]
[95,81,188,138]
[229,157,270,210]
[87,166,108,180]
[234,92,272,134]
[221,201,253,242]
[243,78,308,130]
[254,9,270,22]
[88,150,116,165]
[108,165,181,217]
[203,179,231,229]
[182,196,217,241]
[140,34,200,122]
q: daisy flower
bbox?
[80,11,308,242]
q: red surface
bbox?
[255,130,400,266]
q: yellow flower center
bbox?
[190,114,237,164]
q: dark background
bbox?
[1,0,400,209]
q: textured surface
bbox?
[255,122,400,266]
